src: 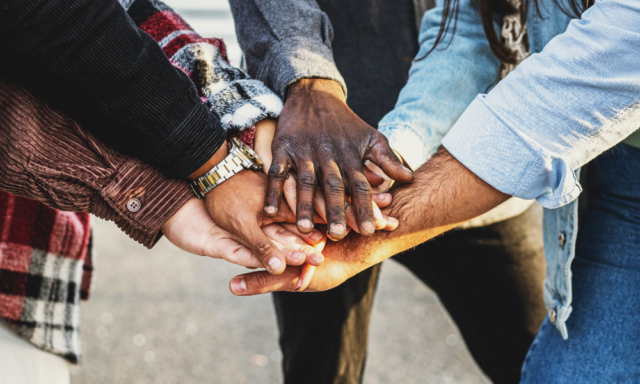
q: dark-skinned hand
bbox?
[206,169,325,275]
[264,78,413,241]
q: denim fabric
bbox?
[382,0,640,338]
[443,0,640,208]
[378,0,501,171]
[520,143,640,383]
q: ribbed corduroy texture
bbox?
[0,0,225,179]
[0,78,192,248]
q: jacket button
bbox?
[127,198,141,213]
[549,309,557,324]
[558,232,566,247]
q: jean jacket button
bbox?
[549,309,557,324]
[558,232,566,247]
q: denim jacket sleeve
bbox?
[442,0,640,209]
[378,0,501,171]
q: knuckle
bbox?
[353,179,372,196]
[317,137,335,153]
[252,273,270,291]
[324,176,345,194]
[255,241,274,257]
[273,134,296,149]
[328,205,346,220]
[273,226,289,239]
[266,188,280,201]
[268,163,287,178]
[298,172,316,188]
[357,206,374,218]
[297,202,314,214]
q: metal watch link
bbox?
[190,138,263,198]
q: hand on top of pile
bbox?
[258,79,413,241]
[254,115,402,241]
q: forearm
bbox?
[0,78,192,248]
[442,0,640,209]
[0,0,224,179]
[231,147,511,294]
[344,148,509,265]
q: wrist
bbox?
[189,141,230,180]
[254,119,277,173]
[286,78,346,102]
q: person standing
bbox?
[228,1,546,382]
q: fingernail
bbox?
[265,206,277,214]
[308,251,324,265]
[329,223,346,236]
[373,208,383,220]
[362,220,375,233]
[378,193,390,199]
[402,166,413,174]
[295,278,302,291]
[387,216,398,223]
[298,219,313,229]
[309,230,323,242]
[268,257,283,272]
[231,277,247,294]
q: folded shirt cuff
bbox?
[208,79,283,133]
[379,123,435,171]
[442,95,582,209]
[93,158,193,248]
[258,37,347,99]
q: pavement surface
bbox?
[70,219,490,384]
[70,1,491,383]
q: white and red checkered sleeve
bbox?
[123,0,283,134]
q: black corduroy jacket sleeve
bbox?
[0,0,225,179]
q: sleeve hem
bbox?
[257,37,347,99]
[142,104,227,179]
[97,158,193,247]
[379,123,435,171]
[442,95,582,208]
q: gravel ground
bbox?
[70,219,489,384]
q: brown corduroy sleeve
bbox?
[0,78,193,248]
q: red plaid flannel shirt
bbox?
[0,0,281,363]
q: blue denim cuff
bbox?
[379,124,435,171]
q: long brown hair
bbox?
[423,0,590,64]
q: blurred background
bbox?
[70,1,491,383]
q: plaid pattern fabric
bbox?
[0,193,91,364]
[0,0,278,363]
[123,0,283,135]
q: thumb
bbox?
[367,134,413,184]
[230,267,301,295]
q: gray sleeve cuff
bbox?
[255,37,347,99]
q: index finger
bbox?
[264,152,290,217]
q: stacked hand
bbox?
[162,79,414,293]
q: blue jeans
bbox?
[520,143,640,383]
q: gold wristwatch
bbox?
[190,138,263,198]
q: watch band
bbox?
[190,138,262,198]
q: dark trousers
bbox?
[273,205,547,384]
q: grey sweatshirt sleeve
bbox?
[228,0,347,98]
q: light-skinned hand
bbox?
[161,197,326,269]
